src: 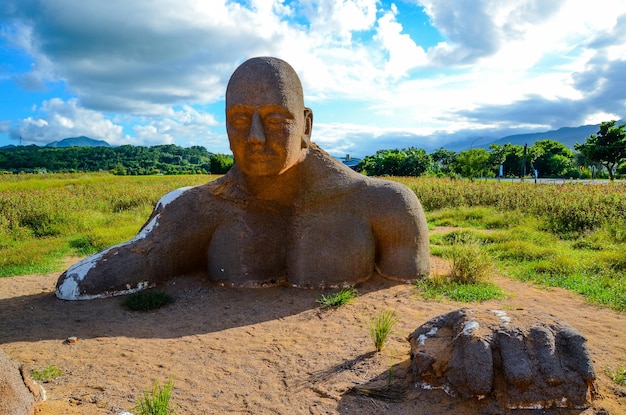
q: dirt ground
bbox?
[1,244,625,415]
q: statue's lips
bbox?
[246,152,278,161]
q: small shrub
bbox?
[369,310,399,352]
[134,378,175,415]
[317,287,357,308]
[123,291,174,312]
[31,365,62,382]
[447,241,494,284]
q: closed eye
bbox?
[263,112,292,129]
[229,113,251,129]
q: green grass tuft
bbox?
[123,291,175,312]
[31,365,63,382]
[605,367,626,386]
[369,310,399,352]
[317,287,358,308]
[133,378,175,415]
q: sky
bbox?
[1,0,625,158]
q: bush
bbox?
[448,241,494,284]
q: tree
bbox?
[430,148,457,176]
[530,140,574,177]
[489,143,524,178]
[575,121,626,181]
[357,148,431,177]
[453,148,491,180]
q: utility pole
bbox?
[521,143,527,181]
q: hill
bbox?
[45,136,111,148]
[444,124,601,152]
[485,124,600,149]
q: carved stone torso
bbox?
[207,188,375,288]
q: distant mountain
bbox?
[444,124,602,152]
[486,124,600,149]
[45,136,111,148]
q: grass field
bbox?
[1,173,625,310]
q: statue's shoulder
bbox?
[359,176,423,213]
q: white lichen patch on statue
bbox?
[55,189,184,300]
[56,215,163,300]
[462,320,479,335]
[156,186,193,210]
[416,382,453,396]
[417,327,438,346]
[509,396,572,410]
[136,215,159,240]
[491,309,511,324]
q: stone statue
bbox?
[56,57,430,300]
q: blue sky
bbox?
[1,0,625,157]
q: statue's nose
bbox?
[247,110,265,144]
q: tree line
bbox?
[0,144,234,175]
[1,121,624,179]
[357,121,626,180]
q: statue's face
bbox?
[226,67,311,177]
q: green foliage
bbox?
[123,291,175,312]
[605,367,626,386]
[31,365,63,382]
[415,278,506,303]
[575,120,626,181]
[317,287,358,308]
[453,148,492,179]
[447,240,495,284]
[430,147,457,176]
[423,230,504,302]
[357,147,432,176]
[0,173,214,277]
[531,140,574,177]
[409,178,626,311]
[369,310,399,352]
[397,178,626,237]
[134,378,175,415]
[0,144,234,175]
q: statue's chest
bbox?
[207,204,375,287]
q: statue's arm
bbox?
[56,186,213,300]
[369,182,430,281]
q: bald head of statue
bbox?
[225,57,313,177]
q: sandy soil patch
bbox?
[1,251,625,414]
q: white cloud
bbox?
[11,99,226,149]
[301,0,378,42]
[132,106,222,148]
[2,0,626,153]
[374,4,427,78]
[15,99,126,144]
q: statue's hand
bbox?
[408,308,596,409]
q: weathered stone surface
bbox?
[408,308,597,410]
[56,57,429,300]
[0,349,44,415]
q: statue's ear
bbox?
[302,107,313,148]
